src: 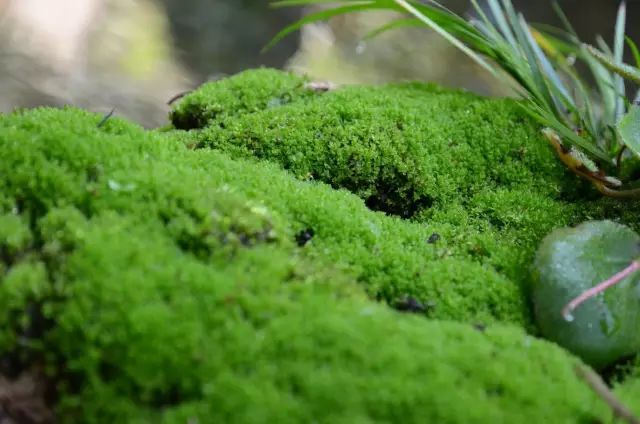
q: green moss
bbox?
[170,70,640,326]
[170,68,318,130]
[182,79,584,217]
[54,254,609,423]
[615,358,640,417]
[4,106,533,325]
[0,213,32,263]
[0,260,49,350]
[1,70,639,421]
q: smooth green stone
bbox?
[531,220,640,368]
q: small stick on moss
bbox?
[304,81,338,92]
[575,365,640,424]
[97,108,115,128]
[167,91,192,105]
[561,260,640,320]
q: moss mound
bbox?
[171,68,640,320]
[175,70,581,216]
[170,68,318,130]
[1,69,639,421]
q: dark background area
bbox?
[0,0,638,126]
[157,0,640,81]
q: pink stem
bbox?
[562,260,640,319]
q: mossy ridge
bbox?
[170,69,640,307]
[0,106,614,422]
[179,71,583,215]
[5,223,611,422]
[3,106,530,323]
[184,146,529,326]
[169,68,319,130]
[0,105,534,417]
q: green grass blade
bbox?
[626,36,640,68]
[487,0,518,48]
[531,29,600,137]
[551,1,578,38]
[617,105,640,158]
[580,48,618,127]
[508,13,557,114]
[362,17,421,40]
[519,17,574,108]
[264,2,385,52]
[613,2,626,63]
[470,0,507,43]
[613,1,627,121]
[596,36,614,55]
[523,102,610,161]
[463,1,544,96]
[411,2,485,44]
[392,0,498,77]
[586,44,640,85]
[271,0,367,6]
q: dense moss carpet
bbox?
[0,69,638,422]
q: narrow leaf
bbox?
[586,44,640,85]
[392,0,498,77]
[363,17,421,40]
[613,2,627,122]
[626,36,640,68]
[264,3,382,52]
[520,16,574,108]
[523,101,610,161]
[618,105,640,158]
[271,0,367,7]
[486,0,518,48]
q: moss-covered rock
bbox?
[186,78,580,214]
[531,221,640,369]
[170,68,640,322]
[1,69,639,421]
[170,68,318,130]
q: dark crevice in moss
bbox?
[171,103,215,130]
[599,355,640,386]
[294,228,314,247]
[364,183,434,219]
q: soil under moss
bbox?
[0,68,639,422]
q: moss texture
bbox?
[171,68,640,323]
[615,359,640,418]
[170,68,317,130]
[1,69,639,421]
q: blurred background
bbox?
[0,0,638,128]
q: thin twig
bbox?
[96,108,115,128]
[561,260,640,319]
[305,80,338,92]
[575,365,640,424]
[167,91,192,105]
